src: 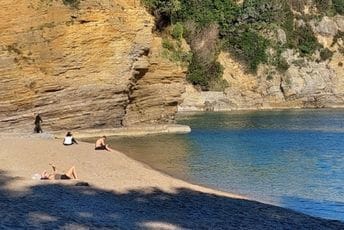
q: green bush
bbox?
[314,0,344,16]
[221,0,291,72]
[314,0,331,13]
[313,0,344,16]
[142,0,331,89]
[162,38,175,50]
[286,21,322,56]
[295,25,322,56]
[161,38,191,65]
[187,57,209,88]
[171,22,184,40]
[225,28,269,72]
[177,0,238,28]
[333,0,344,14]
[142,0,181,15]
[187,56,223,90]
[209,78,229,91]
[142,0,181,29]
[169,49,192,64]
[241,0,288,24]
[242,30,269,71]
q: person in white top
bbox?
[63,132,78,145]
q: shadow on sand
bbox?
[0,170,343,229]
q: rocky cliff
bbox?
[1,1,343,133]
[179,15,344,111]
[0,0,186,132]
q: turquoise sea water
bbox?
[108,109,344,222]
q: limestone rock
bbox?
[178,85,208,111]
[180,47,343,111]
[281,62,335,99]
[314,17,338,37]
[122,36,187,126]
[334,15,344,32]
[0,0,186,132]
[277,29,287,45]
[180,14,344,112]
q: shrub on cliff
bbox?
[177,0,239,28]
[182,24,224,90]
[224,28,269,71]
[171,22,184,40]
[187,56,224,90]
[314,0,332,14]
[141,0,181,30]
[333,0,344,14]
[161,37,191,64]
[314,0,344,15]
[141,0,329,89]
[221,0,289,72]
[292,25,322,56]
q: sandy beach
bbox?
[0,135,343,229]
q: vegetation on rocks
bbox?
[161,37,191,65]
[315,0,344,15]
[141,0,341,90]
[333,0,344,14]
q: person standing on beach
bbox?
[34,113,43,133]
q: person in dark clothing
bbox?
[34,114,43,133]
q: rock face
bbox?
[179,16,344,112]
[1,1,343,131]
[122,36,186,126]
[0,0,186,132]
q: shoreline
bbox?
[177,106,344,114]
[55,124,191,139]
[118,148,252,203]
[1,135,343,229]
[0,124,191,139]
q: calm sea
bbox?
[107,109,344,221]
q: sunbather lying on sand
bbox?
[41,163,78,180]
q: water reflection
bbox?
[95,134,194,181]
[177,109,344,132]
[87,109,344,221]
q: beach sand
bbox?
[0,135,343,229]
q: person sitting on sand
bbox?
[41,163,78,180]
[63,131,78,145]
[95,136,113,152]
